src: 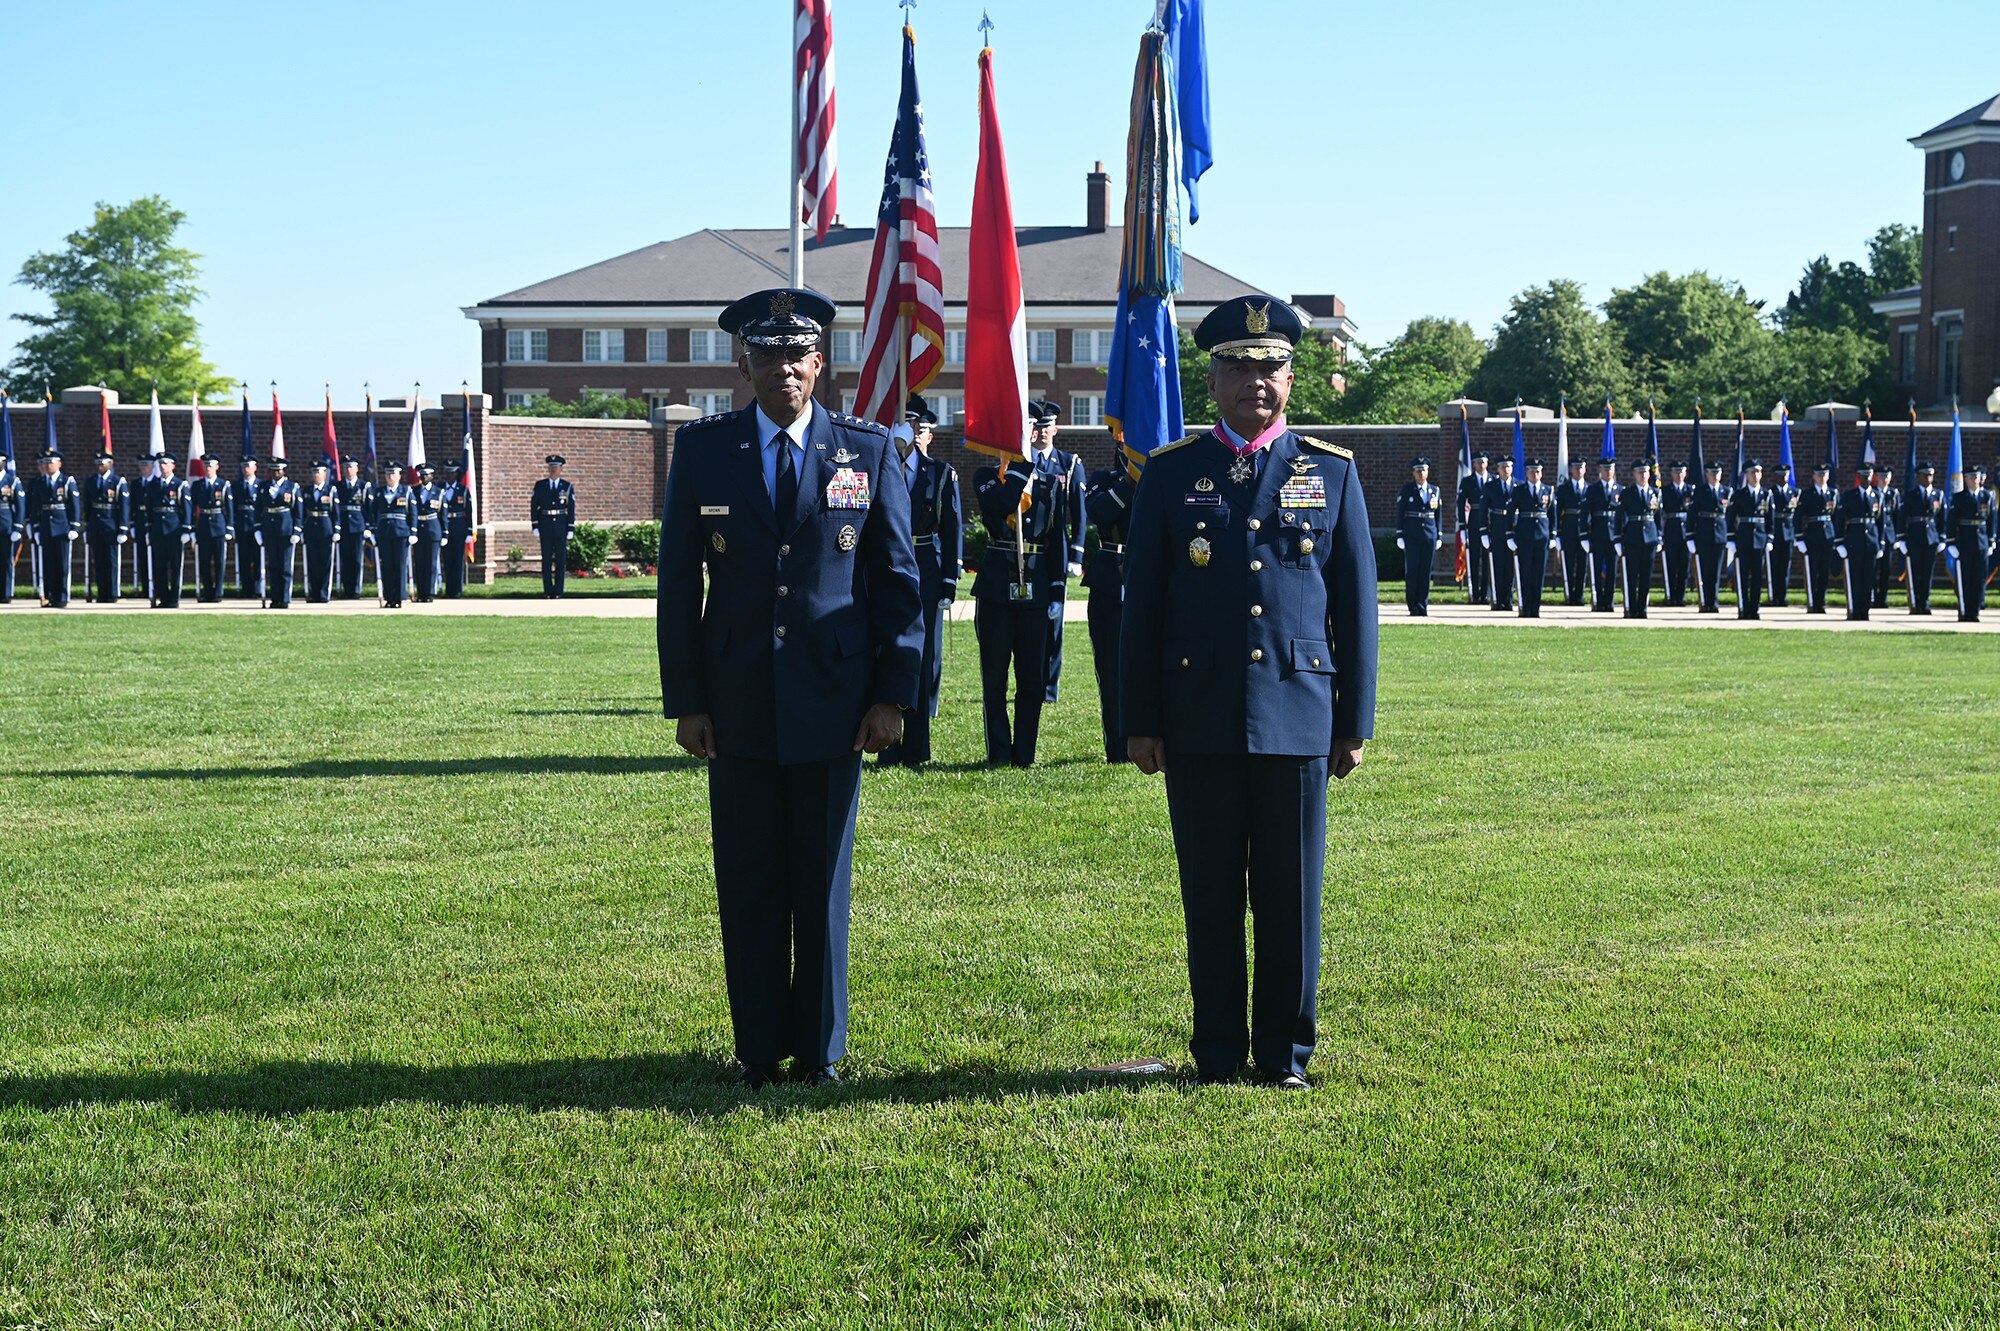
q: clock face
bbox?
[1950,150,1967,182]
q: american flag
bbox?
[794,0,838,243]
[853,24,943,425]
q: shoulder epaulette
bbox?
[830,412,889,436]
[681,412,729,430]
[1151,433,1205,457]
[1301,437,1354,459]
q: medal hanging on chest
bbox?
[1228,452,1255,487]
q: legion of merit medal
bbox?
[1188,536,1212,567]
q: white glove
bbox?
[1581,540,1591,552]
[408,535,417,546]
[1894,540,1907,554]
[1506,538,1518,552]
[1046,601,1060,621]
[1613,543,1623,557]
[254,531,264,546]
[1687,540,1697,554]
[1433,540,1441,551]
[181,532,194,546]
[1548,537,1559,550]
[1480,534,1491,549]
[1726,540,1736,555]
[1835,544,1848,560]
[937,598,952,611]
[291,534,302,546]
[7,531,17,543]
[116,533,128,545]
[1066,561,1082,579]
[363,531,376,546]
[1794,540,1807,554]
[1395,536,1405,550]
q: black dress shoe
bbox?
[738,1063,783,1092]
[1265,1072,1311,1092]
[801,1065,841,1087]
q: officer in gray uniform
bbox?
[1121,295,1377,1091]
[1394,457,1440,615]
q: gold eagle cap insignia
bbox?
[1244,301,1271,335]
[770,290,796,318]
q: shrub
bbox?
[566,522,614,574]
[614,521,661,566]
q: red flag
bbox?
[321,391,341,475]
[270,391,287,461]
[961,44,1027,463]
[99,391,114,460]
[794,0,838,243]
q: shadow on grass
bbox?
[0,1053,1182,1119]
[34,755,707,780]
[512,706,658,718]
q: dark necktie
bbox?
[775,433,797,518]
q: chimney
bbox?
[1086,161,1110,233]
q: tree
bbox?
[4,196,227,401]
[503,388,651,420]
[1866,223,1921,293]
[1176,328,1348,426]
[1467,280,1629,412]
[1604,270,1766,411]
[1678,325,1888,417]
[1778,255,1877,336]
[1330,317,1486,424]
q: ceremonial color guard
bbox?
[1659,460,1691,607]
[657,286,922,1091]
[301,460,338,603]
[1726,460,1770,620]
[531,456,575,597]
[137,451,190,607]
[369,462,416,608]
[1583,458,1620,613]
[0,446,22,604]
[1458,451,1490,603]
[972,413,1070,767]
[1029,401,1085,705]
[879,396,961,769]
[189,455,233,602]
[1796,462,1836,614]
[28,448,80,607]
[1120,295,1377,1091]
[1554,458,1589,606]
[233,456,262,599]
[1616,460,1660,618]
[84,446,129,603]
[1394,456,1440,615]
[1766,461,1798,606]
[1901,463,1943,615]
[441,461,475,598]
[335,457,369,599]
[257,456,302,609]
[1871,464,1898,610]
[1836,463,1883,621]
[1510,458,1554,618]
[1482,455,1517,611]
[1946,463,1992,622]
[1687,460,1728,613]
[412,463,443,602]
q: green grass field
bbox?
[3,615,1997,1327]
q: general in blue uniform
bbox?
[658,287,923,1091]
[27,449,81,608]
[189,456,234,602]
[1509,458,1555,617]
[1394,457,1440,616]
[1795,462,1837,614]
[369,463,417,608]
[1121,295,1377,1091]
[879,397,961,769]
[531,457,575,597]
[136,452,192,607]
[334,459,370,599]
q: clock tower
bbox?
[1907,95,2000,413]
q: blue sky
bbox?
[2,0,1984,402]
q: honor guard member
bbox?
[255,456,302,608]
[1554,457,1590,605]
[1582,457,1621,612]
[300,460,338,602]
[189,455,233,602]
[1394,456,1441,615]
[1616,460,1662,618]
[137,451,191,607]
[441,460,475,598]
[1945,463,1993,622]
[1870,463,1898,608]
[0,445,23,603]
[657,286,923,1091]
[1659,460,1692,607]
[334,457,369,598]
[410,463,444,601]
[1458,450,1490,602]
[369,461,417,608]
[28,447,81,607]
[1766,461,1798,606]
[84,444,130,602]
[1509,458,1555,617]
[1900,463,1944,615]
[1687,460,1730,613]
[1082,443,1139,760]
[1834,462,1883,620]
[972,406,1069,766]
[1121,295,1376,1090]
[879,395,961,768]
[1028,400,1086,704]
[1725,460,1771,618]
[232,455,262,599]
[1482,455,1517,611]
[531,455,576,597]
[1795,461,1837,613]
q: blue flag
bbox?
[1688,405,1706,478]
[1162,0,1212,225]
[1511,406,1526,474]
[0,392,12,468]
[1599,401,1616,463]
[240,389,256,465]
[1946,403,1964,493]
[364,392,379,479]
[1105,26,1186,465]
[1733,409,1747,485]
[1777,402,1794,474]
[1644,403,1660,476]
[1822,409,1839,478]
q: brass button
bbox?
[1250,648,1264,662]
[1248,519,1261,531]
[1251,605,1263,617]
[775,626,786,638]
[1250,559,1263,571]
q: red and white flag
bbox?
[795,0,838,243]
[853,22,943,425]
[269,390,287,461]
[187,393,206,474]
[962,43,1027,462]
[407,390,426,474]
[320,390,341,475]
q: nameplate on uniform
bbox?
[700,505,730,516]
[1278,476,1326,509]
[1184,493,1221,507]
[826,467,871,509]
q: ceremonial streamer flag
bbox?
[1511,406,1526,474]
[44,388,59,458]
[134,391,153,478]
[240,389,256,465]
[460,396,479,557]
[1599,401,1616,463]
[269,391,287,462]
[1733,407,1747,484]
[1643,403,1659,476]
[1946,403,1964,492]
[363,392,378,479]
[406,391,426,473]
[1161,0,1212,224]
[1688,403,1706,477]
[852,22,944,426]
[961,43,1027,462]
[1455,407,1472,585]
[321,391,341,474]
[187,394,206,474]
[1555,398,1569,477]
[1823,409,1840,478]
[0,391,13,470]
[1903,400,1919,480]
[794,0,838,243]
[1777,402,1794,475]
[1104,22,1187,466]
[1858,406,1877,475]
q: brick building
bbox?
[1871,94,2000,416]
[462,166,1353,426]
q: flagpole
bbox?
[789,8,806,288]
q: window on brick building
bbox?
[830,330,861,364]
[1071,330,1113,364]
[646,393,673,414]
[924,394,964,426]
[583,329,625,363]
[688,329,734,363]
[690,391,734,416]
[1939,318,1963,402]
[1028,329,1057,364]
[646,330,668,363]
[840,391,857,413]
[1069,393,1105,427]
[1898,327,1917,386]
[505,329,548,363]
[504,390,549,410]
[944,330,966,365]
